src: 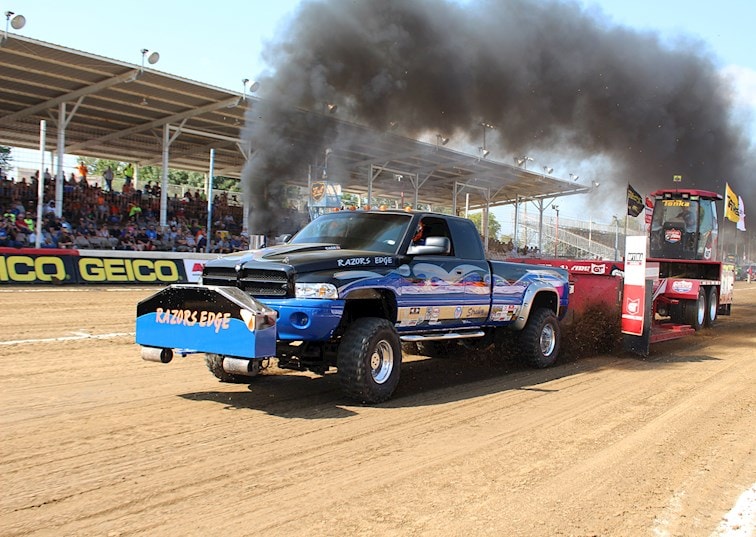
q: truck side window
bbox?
[448,219,485,260]
[413,217,453,255]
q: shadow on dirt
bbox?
[179,293,751,418]
[180,351,619,418]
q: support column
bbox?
[367,164,374,209]
[537,199,544,253]
[513,195,520,250]
[160,124,170,228]
[55,103,66,218]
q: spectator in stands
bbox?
[212,231,231,253]
[135,227,153,251]
[117,229,137,251]
[196,229,207,252]
[103,165,114,192]
[95,195,108,223]
[73,231,91,249]
[22,213,35,233]
[229,234,242,252]
[0,217,11,247]
[174,228,195,252]
[59,216,73,233]
[78,162,88,181]
[92,224,117,249]
[39,233,57,248]
[10,226,29,247]
[128,202,142,220]
[43,200,56,216]
[57,229,74,249]
[123,163,134,186]
[185,230,197,251]
[163,225,178,250]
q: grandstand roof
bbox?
[0,34,591,209]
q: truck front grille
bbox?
[202,268,292,298]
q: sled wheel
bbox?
[705,286,718,327]
[518,308,561,368]
[337,318,401,404]
[683,288,706,331]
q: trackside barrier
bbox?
[0,248,218,285]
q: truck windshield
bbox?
[289,212,412,254]
[652,199,699,233]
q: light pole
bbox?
[553,205,560,257]
[323,148,332,179]
[612,215,620,261]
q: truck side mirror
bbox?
[407,236,451,256]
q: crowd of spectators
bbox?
[0,167,254,253]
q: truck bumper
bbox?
[261,298,345,341]
[136,284,277,359]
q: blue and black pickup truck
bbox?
[136,210,569,403]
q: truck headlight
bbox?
[295,283,339,299]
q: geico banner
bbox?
[0,252,188,284]
[0,253,77,283]
[77,257,186,283]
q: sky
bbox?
[10,0,756,96]
[7,0,756,224]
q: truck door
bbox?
[397,216,490,330]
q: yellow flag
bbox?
[725,183,740,223]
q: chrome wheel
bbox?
[540,323,556,357]
[370,340,395,384]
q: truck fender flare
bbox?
[512,284,560,330]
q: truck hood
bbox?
[204,243,399,273]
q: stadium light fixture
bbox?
[2,11,25,44]
[515,156,533,168]
[543,166,554,174]
[242,78,260,100]
[140,48,160,71]
[436,134,449,148]
[326,103,338,114]
[570,173,580,181]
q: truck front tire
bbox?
[337,318,401,404]
[517,308,561,368]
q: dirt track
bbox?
[1,283,754,537]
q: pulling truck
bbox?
[136,210,569,404]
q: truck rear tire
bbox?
[705,286,718,327]
[517,308,560,368]
[204,354,259,383]
[337,318,401,404]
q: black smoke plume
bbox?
[242,0,753,237]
